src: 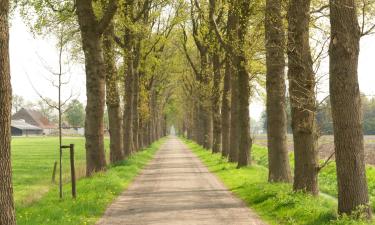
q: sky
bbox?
[9,15,86,104]
[9,14,375,121]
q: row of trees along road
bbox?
[174,0,375,220]
[1,0,375,224]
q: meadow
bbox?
[11,137,109,206]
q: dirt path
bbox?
[97,137,266,225]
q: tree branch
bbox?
[181,26,200,77]
[317,151,335,172]
[97,0,118,35]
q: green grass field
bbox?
[183,138,373,225]
[12,137,109,206]
[11,137,109,206]
[14,137,165,225]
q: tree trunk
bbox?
[329,0,371,217]
[229,71,239,162]
[103,23,124,164]
[221,57,231,158]
[144,121,150,146]
[132,70,139,151]
[228,2,239,163]
[123,35,134,157]
[265,0,292,182]
[132,41,141,151]
[236,58,251,168]
[0,0,16,222]
[209,0,222,154]
[138,117,144,149]
[122,0,135,157]
[287,0,318,194]
[235,1,252,168]
[211,51,222,153]
[76,0,116,175]
[221,54,231,157]
[199,51,212,150]
[194,99,203,145]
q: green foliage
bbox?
[16,138,166,225]
[64,100,85,127]
[317,96,375,135]
[182,138,375,225]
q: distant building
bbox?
[12,108,57,135]
[11,120,43,136]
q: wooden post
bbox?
[52,161,57,183]
[69,144,76,199]
[59,145,63,199]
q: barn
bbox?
[11,120,43,136]
[12,108,57,134]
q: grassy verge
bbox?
[252,144,375,209]
[16,138,165,225]
[12,137,109,206]
[182,138,371,225]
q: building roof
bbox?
[11,120,43,130]
[12,108,57,129]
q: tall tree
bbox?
[190,0,213,150]
[329,0,371,217]
[221,58,231,157]
[236,0,252,168]
[103,23,124,163]
[209,0,222,154]
[287,0,318,194]
[122,0,135,157]
[265,0,292,182]
[76,0,118,175]
[228,1,239,163]
[0,0,16,223]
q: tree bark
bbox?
[103,23,124,164]
[221,57,231,158]
[76,0,118,175]
[200,51,213,150]
[211,53,222,153]
[236,1,252,168]
[138,117,144,149]
[123,0,135,157]
[132,68,140,152]
[228,2,239,163]
[0,0,16,223]
[123,31,134,158]
[132,41,141,151]
[194,102,203,144]
[287,0,318,194]
[265,0,292,182]
[329,0,371,217]
[209,0,222,154]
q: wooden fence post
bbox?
[69,144,76,199]
[52,161,57,183]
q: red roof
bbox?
[12,108,57,129]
